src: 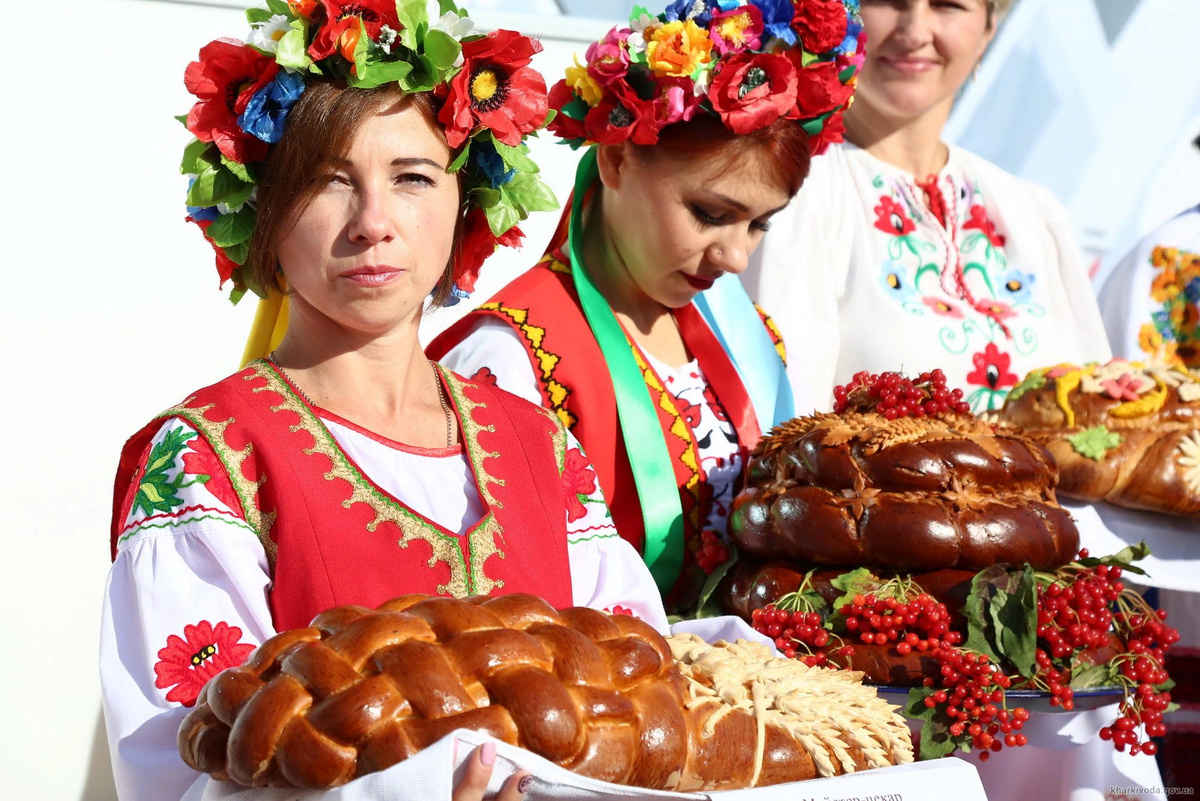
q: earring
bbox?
[973,63,981,82]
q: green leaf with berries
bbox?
[1074,541,1150,576]
[828,567,883,613]
[905,689,968,759]
[964,564,1039,675]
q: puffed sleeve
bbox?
[101,418,276,801]
[743,149,852,412]
[435,316,543,404]
[560,430,671,633]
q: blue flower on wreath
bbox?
[471,139,516,188]
[999,269,1035,304]
[238,71,307,144]
[838,17,863,55]
[750,0,796,46]
[185,178,220,222]
[665,0,739,27]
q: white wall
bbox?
[5,0,1199,798]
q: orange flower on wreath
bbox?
[645,19,714,78]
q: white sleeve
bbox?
[101,419,275,801]
[435,317,543,405]
[744,153,848,413]
[1035,185,1113,362]
[560,430,671,634]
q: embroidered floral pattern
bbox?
[870,175,1045,412]
[132,427,203,518]
[1139,246,1200,368]
[562,447,600,523]
[181,437,242,514]
[153,620,255,706]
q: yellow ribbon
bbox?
[240,292,290,368]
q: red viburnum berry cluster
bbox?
[1100,608,1178,755]
[840,592,962,654]
[833,369,971,419]
[750,605,855,667]
[695,530,730,575]
[921,647,1030,761]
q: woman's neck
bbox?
[844,98,954,179]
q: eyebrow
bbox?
[327,156,447,170]
[707,192,789,218]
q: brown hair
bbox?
[631,114,813,198]
[986,0,1014,27]
[247,80,465,306]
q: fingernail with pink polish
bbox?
[518,775,532,794]
[481,742,496,766]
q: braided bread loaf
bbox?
[999,361,1200,517]
[730,412,1080,571]
[178,594,911,790]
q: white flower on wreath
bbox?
[427,0,475,38]
[692,66,712,97]
[627,12,657,51]
[248,14,291,54]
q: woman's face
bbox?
[855,0,994,123]
[598,144,791,310]
[277,100,460,339]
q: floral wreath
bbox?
[546,0,864,152]
[181,0,558,304]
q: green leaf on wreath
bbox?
[207,206,257,248]
[220,156,255,184]
[492,138,540,173]
[350,57,414,89]
[449,139,473,173]
[223,240,250,266]
[424,30,461,70]
[246,8,273,25]
[484,199,520,237]
[396,0,429,50]
[1068,425,1122,461]
[276,22,313,72]
[265,0,291,16]
[501,173,559,214]
[180,140,210,176]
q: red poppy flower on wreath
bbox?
[308,0,400,64]
[791,0,850,54]
[922,296,965,319]
[963,204,1007,247]
[807,111,845,156]
[184,39,279,163]
[708,52,798,135]
[966,343,1019,391]
[181,440,243,513]
[546,79,588,140]
[873,196,916,236]
[153,620,255,706]
[584,81,662,144]
[562,447,598,523]
[788,58,854,118]
[440,30,548,149]
[190,218,240,285]
[456,206,525,295]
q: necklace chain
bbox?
[266,354,455,449]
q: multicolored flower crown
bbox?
[547,0,863,152]
[181,0,558,304]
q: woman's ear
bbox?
[595,142,630,192]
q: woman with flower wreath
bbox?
[744,0,1112,414]
[427,0,862,614]
[101,3,671,799]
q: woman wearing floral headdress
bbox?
[101,3,670,798]
[428,0,863,612]
[743,0,1111,412]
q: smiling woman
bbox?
[428,0,863,614]
[100,3,674,800]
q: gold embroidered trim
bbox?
[163,396,279,570]
[533,404,569,472]
[466,512,505,596]
[441,366,506,510]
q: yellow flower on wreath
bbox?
[645,19,714,78]
[565,56,603,106]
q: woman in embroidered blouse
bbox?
[102,14,668,801]
[428,0,863,612]
[744,0,1111,412]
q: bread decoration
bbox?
[178,594,911,790]
[998,360,1200,517]
[732,369,1080,571]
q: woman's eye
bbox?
[751,219,772,233]
[395,172,435,187]
[691,205,724,227]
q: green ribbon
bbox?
[567,148,684,595]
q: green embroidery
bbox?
[567,529,619,544]
[118,513,256,545]
[132,426,203,518]
[1008,371,1047,402]
[1068,425,1123,461]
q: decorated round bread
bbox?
[178,593,911,790]
[731,410,1080,572]
[998,360,1200,517]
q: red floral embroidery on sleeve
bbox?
[470,366,499,386]
[562,447,599,523]
[873,196,915,236]
[963,204,1006,247]
[153,621,255,707]
[181,439,242,515]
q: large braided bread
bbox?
[178,594,911,790]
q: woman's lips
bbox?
[341,266,403,287]
[681,272,716,291]
[878,56,940,74]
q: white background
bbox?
[1,0,1197,798]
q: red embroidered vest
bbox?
[111,361,574,631]
[427,255,761,610]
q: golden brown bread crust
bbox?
[178,594,911,790]
[731,412,1081,571]
[999,362,1200,517]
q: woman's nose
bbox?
[347,185,397,245]
[707,236,749,275]
[893,1,935,47]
